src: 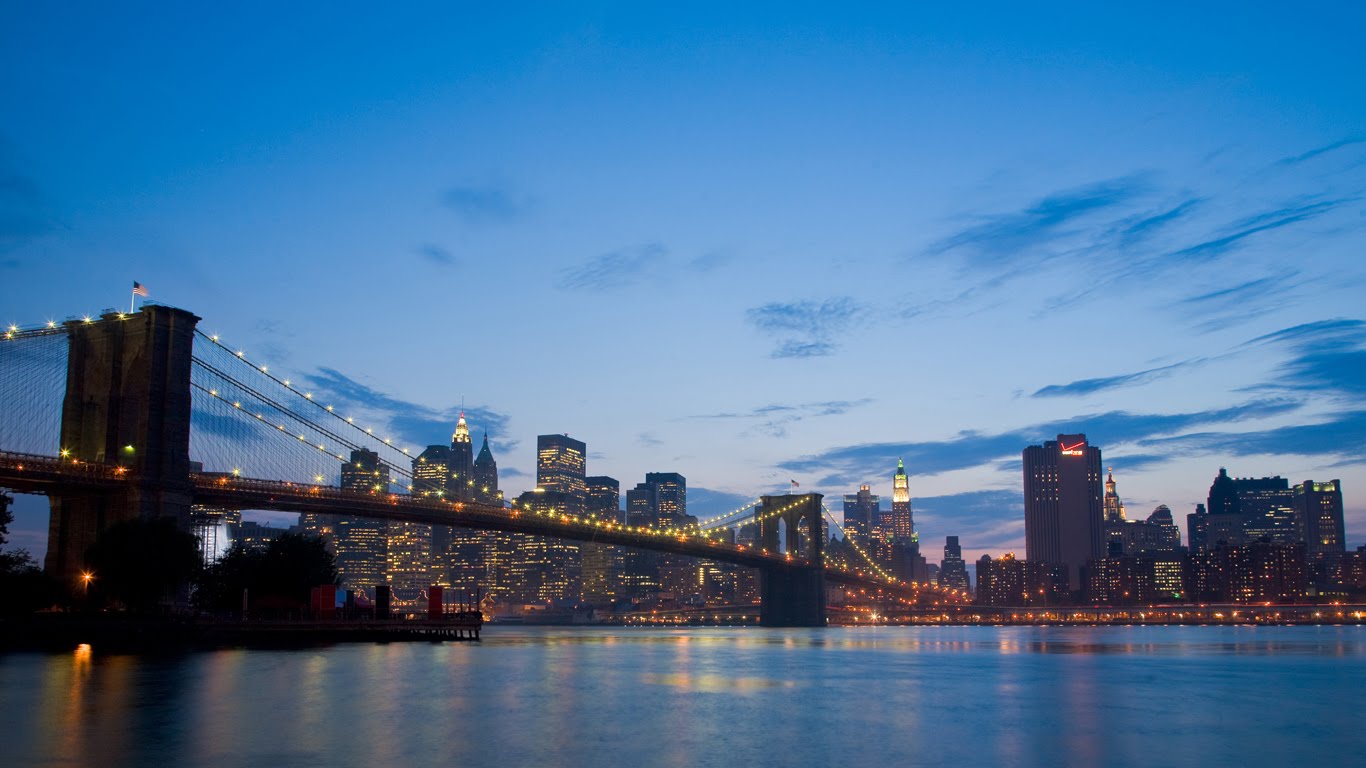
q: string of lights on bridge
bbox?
[195,328,421,472]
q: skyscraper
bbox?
[538,434,587,515]
[585,476,621,522]
[1205,468,1245,547]
[1236,476,1296,544]
[843,484,879,543]
[937,535,971,593]
[645,472,688,529]
[473,432,502,505]
[445,414,487,593]
[1103,469,1125,524]
[335,448,389,598]
[890,459,914,541]
[1295,480,1345,560]
[449,412,476,502]
[582,475,623,606]
[1023,433,1104,591]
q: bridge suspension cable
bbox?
[0,321,70,456]
[189,329,425,486]
[821,503,898,583]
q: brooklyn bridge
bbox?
[0,304,968,625]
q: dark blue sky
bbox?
[3,3,1365,559]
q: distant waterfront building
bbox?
[585,476,621,522]
[975,553,1068,607]
[389,444,448,603]
[1102,470,1181,556]
[473,432,502,505]
[1294,480,1345,560]
[1023,433,1104,591]
[512,489,581,604]
[1103,468,1125,524]
[335,448,390,597]
[843,484,879,543]
[646,472,688,529]
[233,520,291,554]
[1236,476,1296,545]
[537,434,587,515]
[890,459,914,541]
[937,536,971,594]
[1205,468,1244,548]
[626,482,658,527]
[582,476,623,606]
[444,413,487,594]
[1187,503,1209,553]
[449,413,476,501]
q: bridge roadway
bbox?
[0,451,964,603]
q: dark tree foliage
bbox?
[0,493,63,614]
[84,517,202,613]
[196,532,337,616]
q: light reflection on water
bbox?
[1,625,1362,768]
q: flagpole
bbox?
[130,288,136,314]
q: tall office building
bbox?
[444,414,486,593]
[890,459,914,541]
[582,475,623,606]
[1295,480,1345,560]
[1187,503,1209,553]
[1103,469,1125,523]
[937,535,971,593]
[1205,468,1244,548]
[473,432,501,505]
[585,476,621,522]
[449,413,476,502]
[391,445,448,601]
[1236,476,1296,544]
[843,484,879,543]
[1023,433,1104,591]
[537,434,587,513]
[626,482,658,527]
[335,448,390,598]
[646,472,688,529]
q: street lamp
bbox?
[81,571,94,596]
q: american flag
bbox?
[790,479,800,488]
[132,282,149,297]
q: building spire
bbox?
[452,410,471,444]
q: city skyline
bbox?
[3,5,1365,564]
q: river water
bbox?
[1,625,1362,768]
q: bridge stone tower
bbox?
[44,305,201,585]
[755,493,826,626]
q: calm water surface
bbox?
[1,625,1362,768]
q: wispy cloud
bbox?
[745,298,866,359]
[1139,409,1366,464]
[442,183,529,224]
[1277,136,1366,166]
[417,243,456,266]
[636,432,663,448]
[925,176,1147,265]
[1031,358,1205,398]
[558,243,668,291]
[1114,198,1204,249]
[692,399,873,438]
[1168,197,1350,261]
[779,398,1301,479]
[1246,318,1366,398]
[305,367,510,447]
[1172,272,1305,332]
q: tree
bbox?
[196,532,337,616]
[84,517,202,613]
[0,493,61,614]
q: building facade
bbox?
[1023,433,1104,591]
